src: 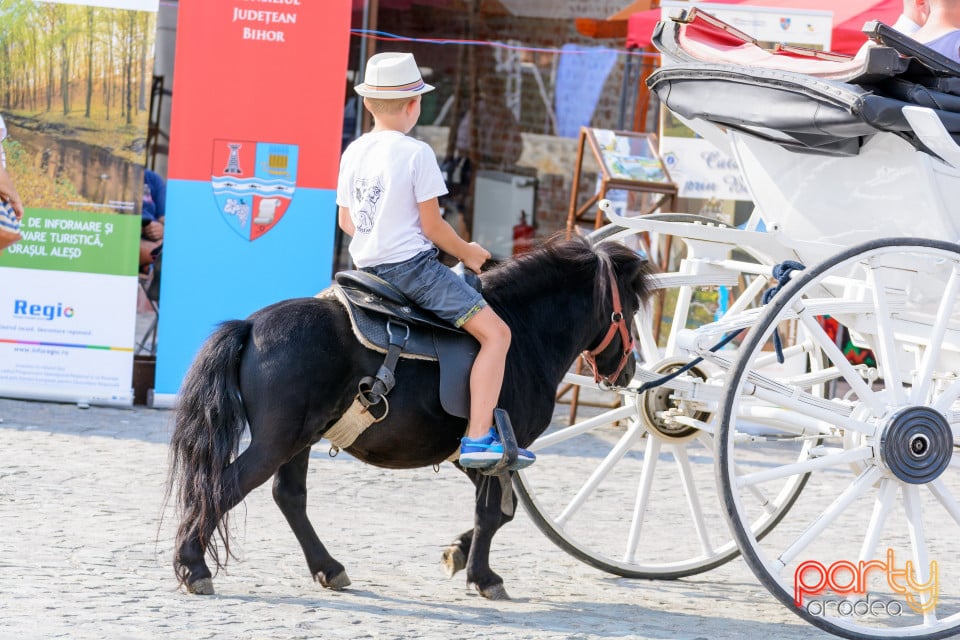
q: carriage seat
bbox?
[653,8,909,83]
[648,11,960,159]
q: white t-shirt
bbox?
[337,130,448,267]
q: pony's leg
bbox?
[444,470,517,581]
[441,529,472,578]
[462,471,517,599]
[177,442,289,594]
[273,447,350,590]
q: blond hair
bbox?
[363,96,414,115]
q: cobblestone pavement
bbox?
[0,397,833,640]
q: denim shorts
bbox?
[362,248,487,328]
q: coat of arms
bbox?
[780,17,792,31]
[211,139,298,241]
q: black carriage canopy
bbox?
[647,9,960,157]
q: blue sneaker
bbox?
[459,427,536,470]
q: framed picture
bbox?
[567,127,677,233]
[589,128,671,186]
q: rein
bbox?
[582,268,634,386]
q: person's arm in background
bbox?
[142,170,165,241]
[0,163,23,221]
[146,169,166,223]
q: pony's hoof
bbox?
[441,546,466,578]
[319,570,351,590]
[476,582,510,600]
[186,577,215,595]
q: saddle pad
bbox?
[330,285,439,359]
[325,285,476,418]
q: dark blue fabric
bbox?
[142,168,166,224]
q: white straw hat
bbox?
[355,52,435,99]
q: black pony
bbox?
[167,235,654,599]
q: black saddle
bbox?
[332,270,480,419]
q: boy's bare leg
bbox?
[461,307,511,439]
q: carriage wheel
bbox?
[516,219,808,579]
[717,238,960,639]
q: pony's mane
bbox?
[482,234,602,304]
[481,234,645,316]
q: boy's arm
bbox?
[418,197,490,273]
[338,206,355,237]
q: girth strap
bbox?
[357,320,410,417]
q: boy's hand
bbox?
[461,242,491,274]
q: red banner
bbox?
[168,0,350,188]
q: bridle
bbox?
[582,268,634,386]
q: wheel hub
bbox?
[639,358,711,441]
[880,406,953,484]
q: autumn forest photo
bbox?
[0,0,155,214]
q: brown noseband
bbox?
[582,269,634,386]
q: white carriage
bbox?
[518,11,960,639]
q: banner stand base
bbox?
[148,391,178,410]
[0,390,132,408]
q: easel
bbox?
[566,127,677,233]
[561,127,678,423]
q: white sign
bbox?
[658,2,833,201]
[0,268,136,405]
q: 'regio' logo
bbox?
[13,299,75,321]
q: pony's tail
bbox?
[166,319,251,588]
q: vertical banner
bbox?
[153,0,351,405]
[0,0,156,405]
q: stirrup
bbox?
[481,408,519,475]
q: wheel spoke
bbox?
[865,258,906,405]
[555,421,646,526]
[531,404,637,451]
[714,425,797,519]
[796,310,886,416]
[775,466,881,568]
[716,242,960,637]
[673,444,713,556]
[624,435,661,564]
[911,264,960,404]
[934,377,960,414]
[902,485,938,622]
[928,478,960,527]
[742,373,874,437]
[736,446,872,488]
[858,478,897,563]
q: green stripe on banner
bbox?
[0,209,140,275]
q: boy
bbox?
[336,52,534,470]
